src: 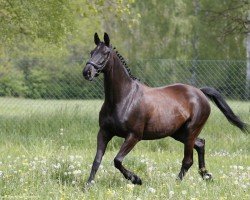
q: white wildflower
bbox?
[42,171,46,176]
[169,190,174,198]
[53,163,61,169]
[181,190,187,195]
[73,170,81,175]
[69,156,75,161]
[40,159,47,164]
[68,165,75,170]
[241,184,247,189]
[127,183,134,190]
[148,166,154,173]
[148,187,156,193]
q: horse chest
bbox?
[100,112,129,134]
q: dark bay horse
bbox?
[83,33,248,186]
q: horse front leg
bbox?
[114,133,142,185]
[86,129,112,186]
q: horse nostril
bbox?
[87,70,91,77]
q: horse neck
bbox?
[103,53,133,105]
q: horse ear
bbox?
[94,33,100,45]
[104,32,110,46]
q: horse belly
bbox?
[142,110,187,140]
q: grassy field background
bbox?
[0,98,249,199]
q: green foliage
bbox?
[0,62,26,96]
[0,58,247,99]
[0,0,248,99]
[117,0,246,60]
[0,0,74,44]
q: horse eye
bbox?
[104,51,110,56]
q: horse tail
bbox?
[200,87,249,133]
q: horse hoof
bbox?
[203,173,213,181]
[176,176,182,182]
[83,180,95,191]
[131,175,142,185]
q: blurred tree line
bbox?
[0,0,249,99]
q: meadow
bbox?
[0,98,249,199]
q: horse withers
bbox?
[83,33,248,186]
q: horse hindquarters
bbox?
[171,91,212,180]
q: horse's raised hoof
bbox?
[131,175,142,185]
[176,174,184,183]
[125,172,142,185]
[203,173,213,181]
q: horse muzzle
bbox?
[83,64,96,81]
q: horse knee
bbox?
[195,138,205,153]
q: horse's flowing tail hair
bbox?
[200,87,249,133]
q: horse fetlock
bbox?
[183,159,193,170]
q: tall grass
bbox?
[0,98,249,199]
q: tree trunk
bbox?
[190,0,200,86]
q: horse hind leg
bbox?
[172,124,207,180]
[177,136,195,180]
[171,125,195,180]
[194,138,213,180]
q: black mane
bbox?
[113,46,139,81]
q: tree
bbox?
[0,0,137,45]
[202,0,249,98]
[0,0,75,44]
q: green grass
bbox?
[0,98,249,199]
